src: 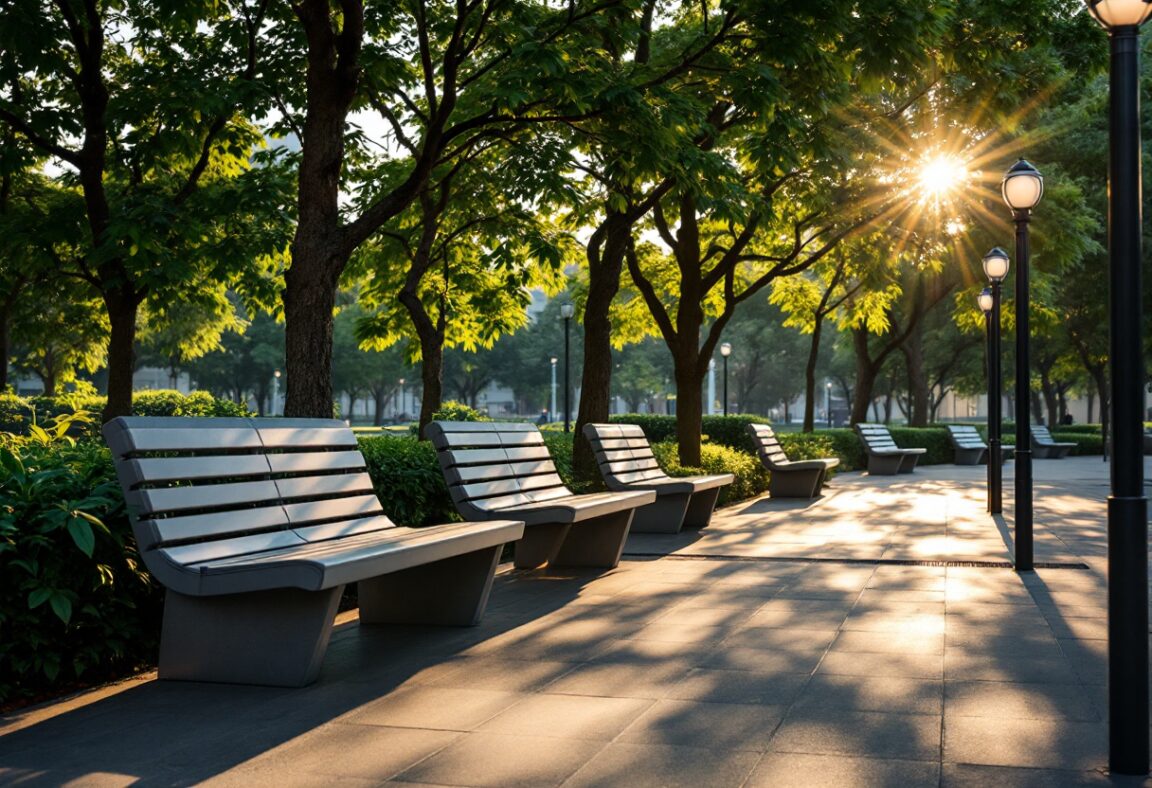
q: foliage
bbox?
[819,429,870,472]
[0,391,249,436]
[776,432,839,464]
[649,442,769,506]
[1050,431,1103,456]
[357,436,459,527]
[609,413,768,454]
[430,401,491,424]
[0,440,161,706]
[886,428,956,467]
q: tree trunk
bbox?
[574,213,633,483]
[802,318,823,432]
[1030,390,1045,426]
[283,255,339,417]
[0,303,10,392]
[850,328,879,424]
[902,321,928,426]
[1087,388,1095,424]
[373,388,386,425]
[102,289,139,421]
[418,339,444,439]
[672,346,704,466]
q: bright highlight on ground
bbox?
[918,154,969,200]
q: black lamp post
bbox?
[978,286,995,512]
[720,342,732,416]
[982,247,1010,515]
[826,381,833,429]
[1001,159,1043,572]
[560,303,575,433]
[1084,0,1152,774]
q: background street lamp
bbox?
[825,381,833,429]
[1002,159,1043,572]
[1084,0,1152,774]
[982,247,1010,515]
[550,357,558,423]
[397,378,405,421]
[560,303,575,432]
[720,342,732,416]
[977,287,995,512]
[272,369,281,417]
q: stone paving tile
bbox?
[420,657,579,692]
[944,632,1065,659]
[541,660,693,700]
[768,707,942,760]
[944,653,1079,684]
[746,753,941,788]
[343,687,523,731]
[945,681,1099,722]
[943,715,1107,770]
[666,668,810,705]
[475,694,654,741]
[585,638,716,666]
[614,699,786,751]
[700,646,825,675]
[561,742,760,787]
[939,763,1114,787]
[817,650,943,679]
[794,675,944,715]
[394,732,606,787]
[831,630,944,655]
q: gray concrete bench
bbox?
[748,423,839,498]
[854,423,927,475]
[946,425,1015,465]
[1031,425,1076,458]
[582,423,733,533]
[103,416,523,688]
[427,421,655,569]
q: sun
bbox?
[918,155,970,201]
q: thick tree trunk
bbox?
[850,328,879,424]
[574,213,633,483]
[417,339,444,439]
[673,347,704,467]
[102,289,138,420]
[802,319,823,432]
[902,322,928,426]
[283,256,339,417]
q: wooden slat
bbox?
[138,480,281,516]
[283,494,384,526]
[126,455,271,486]
[266,450,366,474]
[275,472,375,500]
[147,506,291,550]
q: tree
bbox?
[10,278,106,395]
[0,0,293,419]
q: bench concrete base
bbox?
[159,586,343,687]
[513,510,634,569]
[631,494,692,534]
[359,545,502,626]
[683,487,723,529]
[769,468,824,498]
[953,447,986,465]
[866,452,923,475]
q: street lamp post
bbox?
[826,381,833,429]
[977,287,995,512]
[982,247,1010,515]
[398,378,405,421]
[1083,0,1152,774]
[560,303,575,432]
[272,369,281,417]
[1002,159,1043,572]
[720,342,732,416]
[550,357,558,423]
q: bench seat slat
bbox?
[147,507,292,550]
[267,450,366,474]
[275,472,376,501]
[127,455,271,486]
[292,514,394,542]
[255,423,359,449]
[283,494,384,526]
[161,529,308,566]
[115,427,263,454]
[138,479,282,516]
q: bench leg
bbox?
[514,522,572,569]
[769,469,821,499]
[897,454,921,473]
[551,509,633,568]
[630,493,691,534]
[358,545,502,626]
[158,586,343,687]
[954,448,984,465]
[867,455,903,475]
[682,487,723,528]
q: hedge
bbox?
[609,413,772,455]
[0,390,250,436]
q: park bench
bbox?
[945,425,1014,465]
[102,416,524,688]
[747,423,840,498]
[582,423,733,533]
[1031,425,1076,458]
[854,423,927,475]
[427,421,655,569]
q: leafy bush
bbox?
[610,413,767,454]
[649,441,769,505]
[887,427,954,466]
[431,401,489,422]
[1051,431,1103,455]
[818,429,869,472]
[357,435,460,526]
[0,391,250,437]
[0,441,161,707]
[777,432,840,464]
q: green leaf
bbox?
[49,593,72,625]
[28,587,52,610]
[67,517,96,557]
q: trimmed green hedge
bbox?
[649,441,769,505]
[1050,431,1103,455]
[357,435,459,526]
[609,413,771,455]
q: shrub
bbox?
[609,413,767,454]
[777,432,839,463]
[1051,431,1103,455]
[819,429,868,472]
[0,441,162,707]
[649,441,769,505]
[357,435,460,526]
[887,427,954,466]
[431,401,489,422]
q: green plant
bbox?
[649,441,769,505]
[1051,431,1103,455]
[431,401,489,422]
[609,413,768,454]
[0,441,162,706]
[887,427,954,466]
[357,435,460,526]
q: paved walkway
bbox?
[1,457,1150,787]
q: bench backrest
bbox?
[583,423,670,486]
[103,417,392,571]
[426,421,573,512]
[747,423,791,469]
[946,425,987,449]
[1032,425,1058,444]
[855,423,902,452]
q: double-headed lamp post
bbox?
[1084,0,1152,775]
[720,342,732,416]
[560,303,575,432]
[982,247,1010,515]
[1001,159,1043,573]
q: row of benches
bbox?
[102,416,1075,688]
